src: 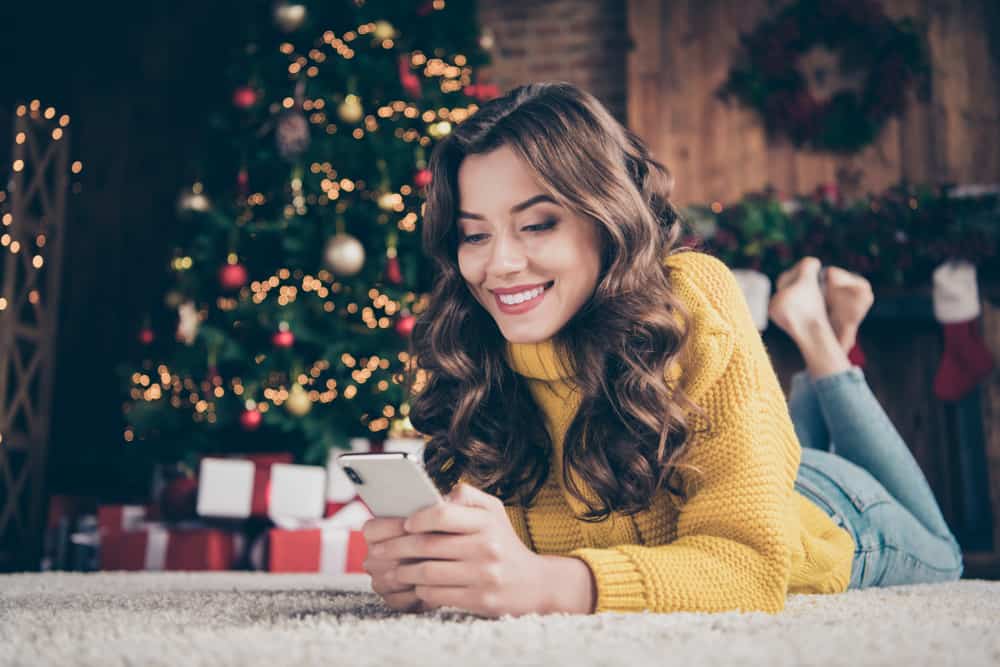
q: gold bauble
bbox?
[324,233,366,276]
[337,94,363,124]
[285,383,312,416]
[372,20,396,41]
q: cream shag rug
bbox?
[1,573,998,666]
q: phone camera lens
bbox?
[343,466,363,484]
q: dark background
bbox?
[0,2,255,501]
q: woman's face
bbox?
[456,144,603,343]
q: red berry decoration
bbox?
[219,262,248,291]
[413,168,432,188]
[272,330,295,348]
[239,408,263,431]
[395,313,415,337]
[138,328,155,345]
[233,86,258,109]
[237,168,249,196]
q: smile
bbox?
[494,281,553,314]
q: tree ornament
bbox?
[138,327,155,345]
[232,86,258,109]
[276,110,310,161]
[376,191,398,211]
[463,84,500,102]
[285,383,312,417]
[160,468,198,521]
[237,167,249,197]
[427,120,452,139]
[372,20,396,41]
[398,53,422,99]
[176,301,200,345]
[239,403,263,431]
[385,255,402,285]
[395,311,416,337]
[337,94,363,124]
[219,260,249,291]
[177,183,211,215]
[272,321,295,348]
[413,168,432,188]
[273,1,307,32]
[324,233,365,276]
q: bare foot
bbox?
[768,257,835,344]
[823,267,874,352]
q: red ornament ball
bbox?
[219,263,248,291]
[239,408,263,431]
[138,328,155,345]
[413,168,432,188]
[233,86,258,109]
[395,314,416,337]
[385,256,403,284]
[272,330,295,348]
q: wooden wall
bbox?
[626,0,1000,206]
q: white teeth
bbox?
[498,285,545,305]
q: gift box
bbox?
[268,499,374,574]
[196,453,324,520]
[100,523,243,571]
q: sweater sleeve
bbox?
[566,252,801,614]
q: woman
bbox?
[361,82,963,617]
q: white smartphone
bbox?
[336,451,444,518]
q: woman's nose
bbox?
[487,233,527,273]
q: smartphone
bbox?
[336,451,444,518]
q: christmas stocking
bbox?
[932,260,995,401]
[732,268,772,332]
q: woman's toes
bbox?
[824,266,874,350]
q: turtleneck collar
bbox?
[505,337,577,381]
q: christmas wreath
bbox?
[718,0,931,153]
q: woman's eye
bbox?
[459,220,557,245]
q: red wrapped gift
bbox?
[100,524,242,571]
[98,504,152,536]
[268,528,368,574]
[269,499,373,573]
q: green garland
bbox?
[718,0,931,153]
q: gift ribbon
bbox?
[144,524,169,571]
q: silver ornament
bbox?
[324,233,366,276]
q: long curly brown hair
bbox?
[405,81,704,521]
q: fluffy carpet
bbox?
[2,573,998,666]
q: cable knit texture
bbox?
[459,251,855,614]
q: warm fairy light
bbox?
[71,161,83,174]
[711,201,723,213]
[32,255,43,268]
[15,132,25,144]
[124,429,134,443]
[59,114,70,127]
[11,241,22,254]
[0,298,6,311]
[16,105,26,116]
[282,97,294,108]
[52,128,63,140]
[29,100,40,111]
[12,160,24,172]
[280,42,294,54]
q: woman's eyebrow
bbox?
[458,194,556,221]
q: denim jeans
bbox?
[789,367,964,588]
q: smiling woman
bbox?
[370,81,960,618]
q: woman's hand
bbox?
[361,516,432,613]
[364,482,552,618]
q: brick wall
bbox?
[476,0,630,124]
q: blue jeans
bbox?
[789,367,964,588]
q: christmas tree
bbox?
[118,0,497,467]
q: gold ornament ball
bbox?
[285,383,312,416]
[372,20,396,41]
[324,233,366,276]
[273,2,307,32]
[338,95,363,124]
[428,121,452,140]
[377,191,398,211]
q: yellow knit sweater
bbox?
[466,251,855,614]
